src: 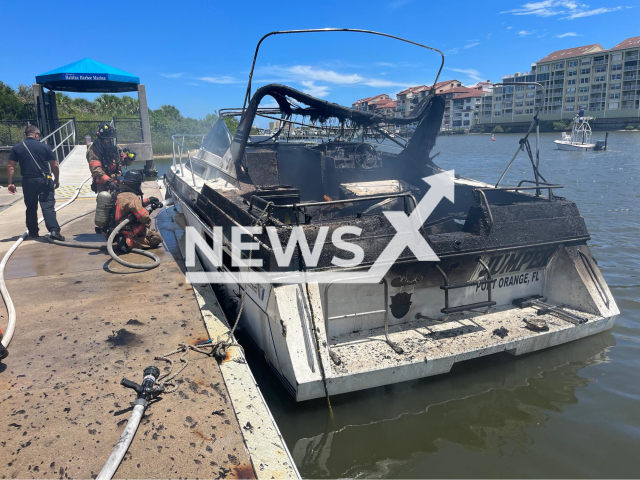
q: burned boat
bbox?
[166,29,619,401]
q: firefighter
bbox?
[87,123,136,192]
[113,170,164,252]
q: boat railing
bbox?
[171,134,205,186]
[172,133,238,188]
[474,183,564,231]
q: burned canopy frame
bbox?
[229,29,447,180]
[241,28,445,112]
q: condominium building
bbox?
[395,80,462,117]
[480,36,640,125]
[352,94,391,112]
[440,83,492,129]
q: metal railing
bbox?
[475,183,564,231]
[59,116,144,144]
[0,120,37,146]
[171,134,207,187]
[41,119,77,164]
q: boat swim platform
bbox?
[295,300,615,401]
[0,149,297,479]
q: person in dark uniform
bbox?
[6,125,65,241]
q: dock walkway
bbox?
[0,146,295,479]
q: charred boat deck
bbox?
[327,305,615,394]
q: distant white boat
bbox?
[554,114,603,151]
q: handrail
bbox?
[170,134,206,187]
[242,28,445,112]
[474,184,564,231]
[171,134,239,186]
[40,119,76,164]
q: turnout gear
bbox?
[87,125,133,193]
[113,191,163,249]
[116,235,134,254]
[122,148,136,162]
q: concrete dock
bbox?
[0,146,297,479]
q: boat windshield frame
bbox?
[241,28,445,113]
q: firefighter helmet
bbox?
[121,169,144,194]
[96,122,117,139]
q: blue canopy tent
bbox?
[35,58,140,93]
[33,59,154,171]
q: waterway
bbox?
[238,131,638,478]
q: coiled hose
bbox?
[1,179,170,352]
[1,176,92,351]
[47,214,161,270]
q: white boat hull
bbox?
[167,169,619,401]
[554,140,595,151]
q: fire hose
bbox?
[46,198,174,269]
[97,366,164,480]
[1,176,92,357]
[0,177,172,359]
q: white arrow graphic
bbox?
[365,169,455,280]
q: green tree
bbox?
[553,120,571,131]
[0,81,27,120]
[16,84,34,104]
[492,125,504,133]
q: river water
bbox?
[228,131,639,478]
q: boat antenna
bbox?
[241,28,445,114]
[493,81,546,193]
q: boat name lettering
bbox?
[481,246,556,277]
[476,271,541,292]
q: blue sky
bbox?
[1,0,637,124]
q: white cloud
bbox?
[300,81,330,98]
[507,26,513,30]
[445,47,460,55]
[556,31,580,37]
[256,65,412,89]
[197,76,237,84]
[501,1,628,19]
[464,41,481,49]
[287,65,362,84]
[501,0,582,17]
[186,82,200,86]
[561,6,624,19]
[161,73,184,78]
[447,67,484,83]
[518,30,536,36]
[376,61,397,68]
